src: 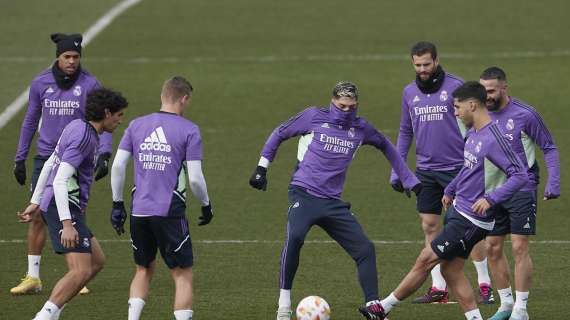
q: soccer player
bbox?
[389,41,494,303]
[479,67,560,320]
[248,82,422,320]
[110,76,213,320]
[17,88,128,320]
[378,81,528,320]
[11,33,112,295]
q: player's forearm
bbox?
[15,126,38,162]
[187,160,210,206]
[544,148,561,194]
[383,139,419,188]
[30,153,56,204]
[53,162,76,221]
[111,149,131,201]
[486,171,528,205]
[260,128,287,162]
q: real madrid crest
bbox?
[73,85,82,97]
[506,119,514,131]
[439,90,448,101]
[348,127,355,138]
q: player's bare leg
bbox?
[440,258,483,319]
[171,267,193,320]
[413,213,448,303]
[487,235,514,319]
[127,262,155,320]
[11,213,47,295]
[394,246,441,299]
[470,240,494,304]
[509,234,531,319]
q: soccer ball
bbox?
[295,295,331,320]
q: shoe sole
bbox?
[10,287,42,295]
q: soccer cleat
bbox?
[358,301,387,320]
[487,310,512,320]
[276,307,292,320]
[412,287,449,304]
[479,283,495,304]
[79,286,90,295]
[10,275,42,295]
[508,308,529,320]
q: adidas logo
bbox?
[523,222,531,229]
[413,95,420,103]
[292,202,300,208]
[321,123,330,128]
[437,245,445,252]
[140,127,171,152]
[46,87,54,94]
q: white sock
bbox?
[473,258,491,285]
[464,308,483,320]
[380,292,400,313]
[173,309,193,320]
[128,297,146,320]
[35,301,59,320]
[497,287,514,311]
[52,304,66,320]
[431,264,447,290]
[278,289,291,309]
[28,255,41,279]
[514,291,529,310]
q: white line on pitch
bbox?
[1,239,570,244]
[0,0,142,130]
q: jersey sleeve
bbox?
[260,107,316,162]
[117,122,134,153]
[389,91,414,182]
[15,81,43,161]
[364,123,420,189]
[485,126,529,205]
[60,126,96,168]
[523,110,560,197]
[186,126,203,161]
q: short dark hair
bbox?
[411,41,437,59]
[86,88,128,121]
[162,76,193,103]
[452,81,487,105]
[332,81,358,101]
[480,66,507,82]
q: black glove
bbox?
[110,201,127,235]
[390,179,404,193]
[14,161,26,186]
[198,202,213,226]
[94,152,112,181]
[249,166,268,191]
[404,183,423,198]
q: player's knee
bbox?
[415,248,436,272]
[136,264,155,279]
[287,230,306,248]
[511,240,529,260]
[487,241,503,260]
[421,220,439,235]
[353,240,375,262]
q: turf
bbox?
[1,0,569,319]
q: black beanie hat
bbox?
[51,33,82,57]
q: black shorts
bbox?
[31,155,50,193]
[488,191,537,236]
[431,206,488,260]
[415,168,460,214]
[130,215,193,269]
[42,201,93,254]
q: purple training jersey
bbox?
[39,119,99,212]
[15,68,112,161]
[261,104,420,199]
[393,72,465,175]
[444,122,528,228]
[488,97,560,196]
[118,112,203,217]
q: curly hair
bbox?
[85,88,128,121]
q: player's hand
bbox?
[14,161,26,186]
[471,198,491,216]
[110,201,127,235]
[198,202,213,226]
[404,182,423,198]
[17,203,40,223]
[543,192,560,200]
[94,152,111,181]
[61,221,79,249]
[390,179,405,193]
[441,195,453,210]
[249,166,268,191]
